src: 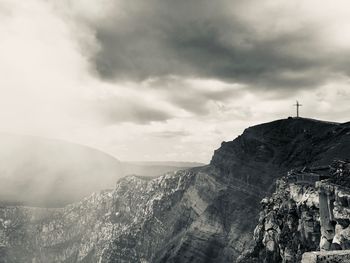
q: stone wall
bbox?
[302,250,350,263]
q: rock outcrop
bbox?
[1,118,350,262]
[239,170,321,262]
[241,160,350,263]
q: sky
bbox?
[0,0,350,163]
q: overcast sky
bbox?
[1,0,350,163]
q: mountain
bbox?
[1,118,350,262]
[128,161,206,167]
[121,161,205,178]
[0,133,123,207]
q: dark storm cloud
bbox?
[149,78,243,115]
[90,0,346,90]
[94,97,172,124]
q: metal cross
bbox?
[293,100,302,118]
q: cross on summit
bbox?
[293,100,302,118]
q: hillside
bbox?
[211,117,350,191]
[1,118,350,262]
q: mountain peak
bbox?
[244,117,340,134]
[211,117,350,190]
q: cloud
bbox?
[93,97,172,124]
[1,0,350,165]
[0,0,92,136]
[143,77,245,115]
[57,0,350,91]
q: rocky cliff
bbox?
[1,168,255,262]
[1,118,350,262]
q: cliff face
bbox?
[0,168,260,262]
[1,118,350,263]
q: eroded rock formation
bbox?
[242,160,350,263]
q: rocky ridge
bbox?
[1,169,244,262]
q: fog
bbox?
[0,134,123,207]
[0,133,204,207]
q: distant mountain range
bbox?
[127,161,205,167]
[122,161,205,178]
[0,133,204,207]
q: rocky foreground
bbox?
[239,160,350,262]
[1,118,350,262]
